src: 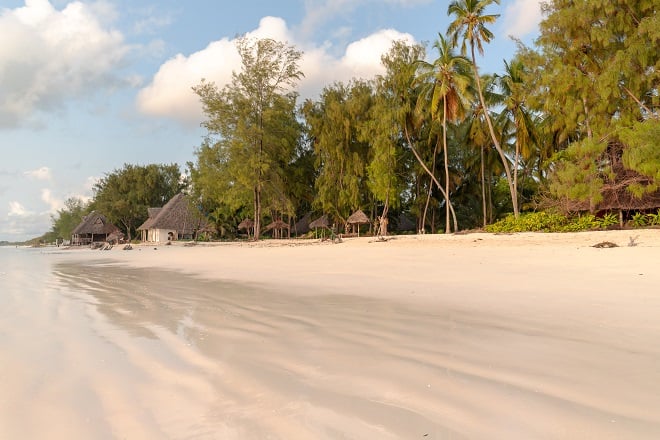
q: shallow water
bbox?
[1,247,659,439]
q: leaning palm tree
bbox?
[416,34,472,233]
[448,0,519,217]
[497,58,538,210]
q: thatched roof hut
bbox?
[347,209,370,225]
[71,211,121,246]
[396,213,416,232]
[309,214,329,229]
[138,193,211,242]
[238,218,254,230]
[263,219,290,239]
[558,142,660,214]
[291,213,311,236]
[346,209,370,236]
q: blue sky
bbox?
[0,0,543,241]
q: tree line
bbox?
[45,0,658,243]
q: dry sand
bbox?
[3,229,660,438]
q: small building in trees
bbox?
[137,193,211,243]
[346,209,370,236]
[556,142,660,219]
[71,212,122,246]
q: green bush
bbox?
[647,209,660,226]
[485,212,569,233]
[631,212,648,227]
[597,212,619,228]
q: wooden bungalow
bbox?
[71,212,122,246]
[137,193,211,243]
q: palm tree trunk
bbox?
[405,125,458,230]
[471,43,519,217]
[481,145,487,227]
[443,98,452,233]
[422,138,439,232]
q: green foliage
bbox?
[485,211,626,233]
[192,37,303,239]
[484,211,568,233]
[631,212,648,227]
[92,163,184,240]
[647,209,660,226]
[620,119,660,185]
[50,197,89,241]
[596,212,618,228]
[548,138,607,209]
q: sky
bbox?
[0,0,543,241]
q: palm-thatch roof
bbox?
[137,207,162,231]
[558,142,660,213]
[347,209,370,225]
[263,219,290,231]
[140,193,211,235]
[309,214,329,229]
[396,213,416,232]
[238,218,254,230]
[292,213,311,235]
[71,211,121,245]
[72,211,121,236]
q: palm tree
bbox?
[416,35,472,233]
[497,58,537,210]
[448,0,519,218]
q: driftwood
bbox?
[592,241,618,248]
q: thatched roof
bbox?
[72,211,121,236]
[292,213,311,235]
[347,209,370,225]
[560,143,660,213]
[137,207,163,231]
[263,219,290,231]
[139,193,211,234]
[309,214,329,229]
[396,213,416,231]
[238,218,254,230]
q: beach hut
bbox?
[137,193,211,243]
[237,218,255,239]
[346,209,370,237]
[291,213,311,236]
[558,142,660,223]
[71,211,122,246]
[263,219,290,239]
[396,213,416,232]
[309,214,329,239]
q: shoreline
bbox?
[9,228,660,438]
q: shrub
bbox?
[631,212,648,227]
[597,212,619,229]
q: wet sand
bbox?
[1,230,659,438]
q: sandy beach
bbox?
[2,229,659,439]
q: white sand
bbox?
[3,229,660,438]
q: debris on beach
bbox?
[592,241,618,248]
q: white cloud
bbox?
[41,188,62,212]
[8,201,30,217]
[24,166,52,181]
[0,0,130,128]
[137,17,415,126]
[502,0,543,38]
